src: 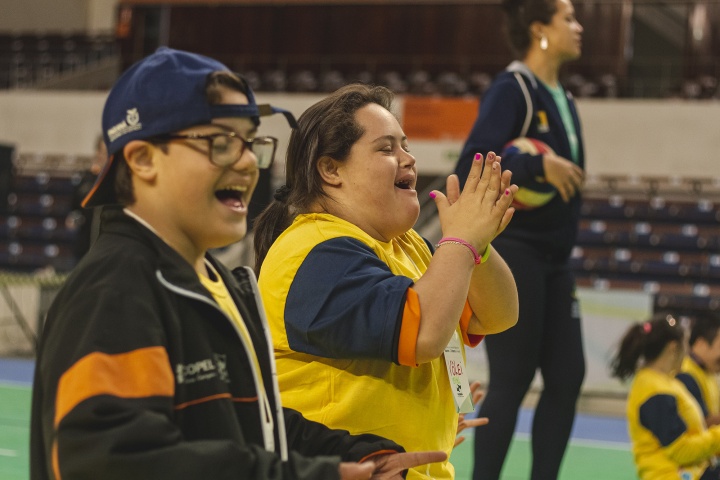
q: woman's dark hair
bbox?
[113,71,251,206]
[253,83,395,273]
[502,0,558,56]
[610,314,685,381]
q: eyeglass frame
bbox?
[151,131,279,169]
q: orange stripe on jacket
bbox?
[398,287,421,367]
[54,346,174,428]
[174,393,260,410]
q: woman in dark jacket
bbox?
[454,0,585,478]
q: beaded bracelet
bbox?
[435,237,491,265]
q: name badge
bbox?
[444,331,474,414]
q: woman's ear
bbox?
[530,21,544,41]
[123,140,158,181]
[316,156,342,186]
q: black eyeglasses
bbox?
[153,132,278,169]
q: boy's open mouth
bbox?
[215,185,247,208]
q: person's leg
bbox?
[530,267,585,480]
[473,240,546,480]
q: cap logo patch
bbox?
[107,108,143,142]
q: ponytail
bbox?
[610,323,647,381]
[253,196,294,275]
[610,314,685,381]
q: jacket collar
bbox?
[98,207,214,298]
[506,60,538,89]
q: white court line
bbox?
[0,448,18,457]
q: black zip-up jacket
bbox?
[455,63,585,262]
[31,208,402,480]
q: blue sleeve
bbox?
[676,373,708,418]
[455,74,544,188]
[284,237,413,363]
[639,394,688,447]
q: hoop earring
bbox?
[540,35,548,51]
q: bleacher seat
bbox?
[260,69,287,92]
[288,70,318,92]
[347,70,375,86]
[12,173,80,194]
[0,153,88,273]
[436,72,468,96]
[575,173,720,315]
[406,69,435,95]
[0,33,118,90]
[319,70,346,93]
[377,71,407,93]
[7,192,72,216]
[468,72,492,96]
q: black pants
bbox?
[701,464,720,479]
[473,238,586,480]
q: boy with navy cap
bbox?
[30,47,444,480]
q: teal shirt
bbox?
[544,82,579,164]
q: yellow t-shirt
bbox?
[678,356,720,418]
[199,263,275,451]
[627,368,720,479]
[259,213,478,480]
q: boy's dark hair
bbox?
[689,312,720,347]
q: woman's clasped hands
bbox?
[430,152,518,259]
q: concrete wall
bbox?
[0,0,116,33]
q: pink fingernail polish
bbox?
[429,192,436,199]
[474,153,482,161]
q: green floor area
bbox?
[450,435,636,479]
[0,385,31,480]
[3,383,635,479]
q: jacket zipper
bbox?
[155,270,283,458]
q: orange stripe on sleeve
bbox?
[459,300,484,347]
[55,346,174,428]
[358,449,401,464]
[398,287,421,367]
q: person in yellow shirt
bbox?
[254,83,519,479]
[677,313,720,427]
[611,313,720,480]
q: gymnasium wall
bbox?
[1,0,116,34]
[1,90,719,177]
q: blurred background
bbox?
[0,1,719,478]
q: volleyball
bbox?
[501,137,557,210]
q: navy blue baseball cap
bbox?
[83,47,298,207]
